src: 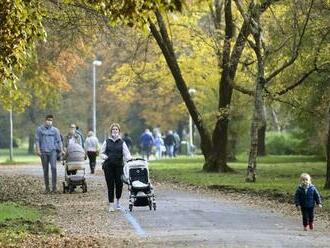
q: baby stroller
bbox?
[123,158,156,211]
[62,143,87,193]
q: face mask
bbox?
[111,129,119,138]
[46,120,53,126]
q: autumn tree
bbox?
[0,0,45,109]
[233,0,330,181]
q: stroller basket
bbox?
[66,161,86,171]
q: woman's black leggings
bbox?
[103,163,123,203]
[87,151,97,172]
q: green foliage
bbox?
[0,0,46,109]
[0,148,39,164]
[265,131,325,156]
[83,0,184,28]
[266,131,302,155]
[0,202,39,222]
[0,202,60,246]
[149,156,330,211]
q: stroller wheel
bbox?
[129,204,133,212]
[69,185,74,194]
[62,182,66,194]
[82,182,87,193]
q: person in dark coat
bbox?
[122,133,133,151]
[164,130,176,158]
[100,123,132,212]
[139,129,154,161]
[294,173,322,231]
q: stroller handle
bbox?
[126,158,146,163]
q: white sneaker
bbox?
[115,201,121,210]
[108,203,115,212]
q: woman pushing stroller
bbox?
[63,123,84,174]
[100,123,132,212]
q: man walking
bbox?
[35,114,63,193]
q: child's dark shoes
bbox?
[309,223,314,230]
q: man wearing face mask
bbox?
[35,114,63,193]
[100,123,132,212]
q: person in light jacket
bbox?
[100,123,132,212]
[35,114,63,193]
[84,130,99,174]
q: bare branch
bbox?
[274,61,330,95]
[265,0,315,82]
[266,93,324,118]
[230,80,254,95]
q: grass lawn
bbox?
[149,155,330,211]
[0,202,60,245]
[0,148,39,164]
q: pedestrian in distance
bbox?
[100,123,132,212]
[84,130,99,174]
[75,125,85,148]
[173,131,181,157]
[139,129,154,161]
[294,173,322,231]
[154,133,164,160]
[35,114,64,193]
[164,130,176,158]
[122,133,133,151]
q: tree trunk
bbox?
[148,12,213,159]
[270,107,281,132]
[28,133,35,154]
[246,77,266,181]
[149,3,255,173]
[324,106,330,189]
[257,123,266,156]
[246,7,265,182]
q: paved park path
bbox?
[1,164,329,247]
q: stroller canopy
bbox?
[66,143,85,162]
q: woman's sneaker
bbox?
[115,201,121,210]
[108,203,115,212]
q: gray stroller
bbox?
[123,158,156,211]
[62,143,87,193]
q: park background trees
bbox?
[0,0,329,186]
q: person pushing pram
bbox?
[62,124,87,193]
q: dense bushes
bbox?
[266,131,322,155]
[0,133,18,148]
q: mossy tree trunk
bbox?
[324,106,330,189]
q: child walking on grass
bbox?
[294,173,322,231]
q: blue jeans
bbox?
[40,151,57,191]
[166,145,174,157]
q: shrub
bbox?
[266,131,307,155]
